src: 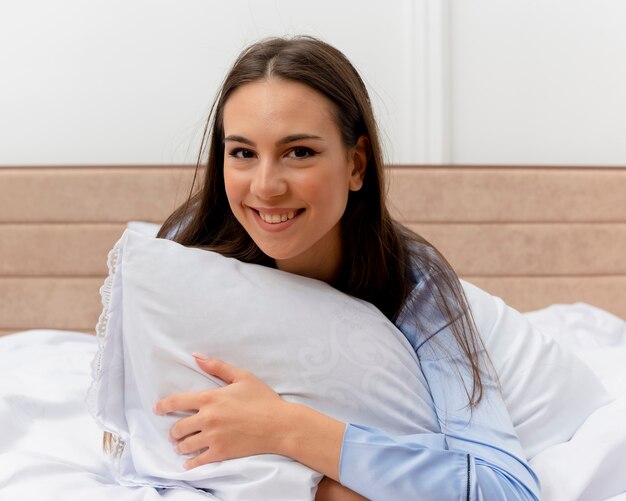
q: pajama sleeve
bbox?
[338,271,541,500]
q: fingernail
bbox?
[192,352,210,360]
[153,404,162,415]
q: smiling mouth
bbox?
[256,209,303,224]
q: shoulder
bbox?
[394,240,498,356]
[393,242,452,352]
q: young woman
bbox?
[153,36,541,500]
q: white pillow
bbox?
[88,227,611,499]
[125,220,161,237]
[461,280,612,459]
[87,229,439,501]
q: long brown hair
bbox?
[158,36,486,406]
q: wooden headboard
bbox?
[1,165,625,336]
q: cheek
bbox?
[223,169,244,208]
[310,171,351,211]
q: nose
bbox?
[250,158,287,200]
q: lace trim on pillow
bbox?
[85,239,126,461]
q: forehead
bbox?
[223,78,340,137]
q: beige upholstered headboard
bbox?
[1,165,625,336]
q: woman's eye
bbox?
[230,148,255,159]
[289,147,316,159]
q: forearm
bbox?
[273,401,346,482]
[340,424,540,501]
[315,477,369,501]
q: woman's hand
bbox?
[154,353,346,480]
[315,477,370,501]
[154,353,288,469]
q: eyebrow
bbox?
[223,133,324,147]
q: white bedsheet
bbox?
[524,304,626,501]
[0,303,625,501]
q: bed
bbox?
[1,165,625,500]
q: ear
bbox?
[349,135,369,192]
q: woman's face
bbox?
[222,78,366,282]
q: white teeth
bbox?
[259,210,297,224]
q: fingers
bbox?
[183,446,218,470]
[192,353,246,384]
[175,430,208,456]
[169,413,201,442]
[154,391,207,415]
[155,355,246,415]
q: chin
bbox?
[259,249,293,262]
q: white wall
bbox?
[2,0,626,166]
[450,0,626,165]
[0,0,423,166]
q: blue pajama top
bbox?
[338,270,541,500]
